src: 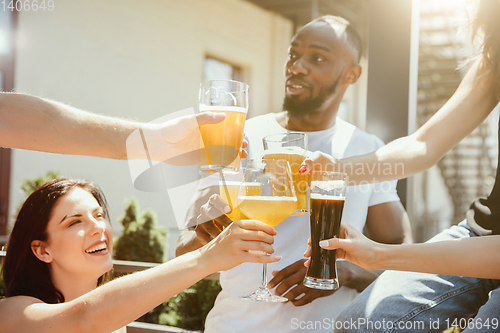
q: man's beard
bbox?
[283,74,342,117]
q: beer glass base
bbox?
[239,287,288,302]
[303,276,339,290]
[200,165,239,174]
[290,209,308,216]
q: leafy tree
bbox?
[113,198,168,324]
[113,198,166,263]
[161,279,221,331]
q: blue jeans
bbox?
[335,222,500,333]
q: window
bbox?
[203,56,242,82]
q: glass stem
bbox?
[261,263,268,289]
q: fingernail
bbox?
[224,206,231,214]
[319,240,329,248]
[273,229,278,235]
[273,255,282,261]
[298,165,307,174]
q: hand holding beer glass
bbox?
[237,159,297,302]
[263,132,308,215]
[199,80,248,174]
[303,172,347,290]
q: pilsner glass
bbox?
[303,171,347,290]
[199,80,248,174]
[237,159,297,302]
[263,132,308,215]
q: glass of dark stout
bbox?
[303,171,347,290]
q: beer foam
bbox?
[263,146,305,156]
[199,106,247,113]
[310,193,345,201]
[311,180,345,190]
[238,196,297,201]
[218,181,242,186]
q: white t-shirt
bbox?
[202,114,400,333]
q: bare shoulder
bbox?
[0,295,43,311]
[0,296,44,332]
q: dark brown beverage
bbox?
[307,196,345,280]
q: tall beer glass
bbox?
[303,171,347,290]
[262,132,308,215]
[199,80,248,174]
[237,159,297,302]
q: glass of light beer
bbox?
[303,171,347,290]
[199,80,248,174]
[237,159,297,302]
[263,132,308,215]
[219,169,248,221]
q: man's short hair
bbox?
[311,15,362,63]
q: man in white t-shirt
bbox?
[176,15,412,333]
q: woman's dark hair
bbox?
[2,178,110,304]
[472,0,500,99]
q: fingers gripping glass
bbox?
[237,159,297,302]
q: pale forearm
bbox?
[376,236,500,279]
[77,250,210,332]
[338,134,431,183]
[0,93,140,159]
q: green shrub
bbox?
[161,279,221,331]
[113,198,166,263]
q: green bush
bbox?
[113,198,166,263]
[112,198,168,324]
[161,279,221,331]
[112,198,221,331]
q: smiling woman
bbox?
[0,178,281,333]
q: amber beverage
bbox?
[238,196,297,227]
[200,107,246,174]
[263,150,307,213]
[263,132,308,215]
[199,80,248,174]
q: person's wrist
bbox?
[192,247,215,277]
[373,243,391,271]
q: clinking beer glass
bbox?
[199,80,248,174]
[303,171,347,290]
[262,132,308,215]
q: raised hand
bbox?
[304,222,380,271]
[201,219,281,271]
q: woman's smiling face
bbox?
[41,187,113,280]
